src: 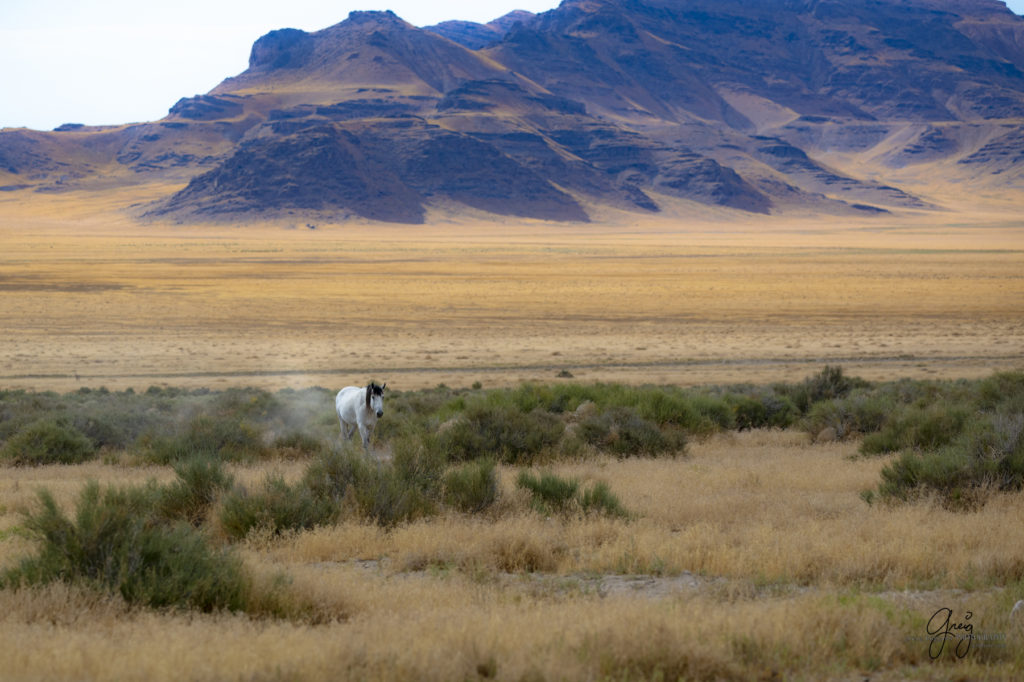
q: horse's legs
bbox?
[358,423,372,451]
[340,418,356,441]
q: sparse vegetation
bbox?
[2,482,251,613]
[3,369,1024,681]
[0,418,95,465]
[517,470,628,518]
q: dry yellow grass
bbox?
[0,208,1021,393]
[2,431,1023,680]
[1,199,1022,678]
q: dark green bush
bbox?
[2,483,249,612]
[299,445,438,528]
[142,414,268,464]
[1,418,95,465]
[443,459,498,513]
[219,475,336,540]
[578,407,685,456]
[804,365,862,404]
[777,365,869,413]
[157,457,235,526]
[517,471,579,514]
[873,410,1024,510]
[579,481,629,518]
[728,392,799,431]
[438,403,564,464]
[861,403,971,455]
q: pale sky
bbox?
[2,0,1023,131]
[0,1,560,130]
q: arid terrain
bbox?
[3,0,1023,678]
[1,196,1022,679]
[1,192,1021,394]
[2,430,1024,680]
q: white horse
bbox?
[335,382,386,451]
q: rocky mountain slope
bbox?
[2,0,1023,224]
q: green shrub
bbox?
[517,471,579,514]
[443,459,498,513]
[3,483,249,612]
[143,414,268,464]
[219,475,336,540]
[579,481,629,518]
[299,445,438,528]
[157,457,235,526]
[977,371,1024,412]
[803,391,894,440]
[861,403,971,455]
[1,418,95,465]
[350,463,437,528]
[438,403,564,464]
[680,393,734,433]
[272,431,326,458]
[873,410,1024,509]
[301,445,367,503]
[578,407,685,456]
[517,471,629,518]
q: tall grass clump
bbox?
[517,471,628,518]
[517,471,580,514]
[1,483,250,612]
[443,459,498,513]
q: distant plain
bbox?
[2,191,1024,679]
[1,191,1021,393]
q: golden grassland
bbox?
[0,196,1022,393]
[1,197,1023,678]
[2,431,1023,680]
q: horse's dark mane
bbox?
[365,382,385,407]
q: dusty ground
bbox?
[1,195,1021,393]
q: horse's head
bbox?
[365,382,386,418]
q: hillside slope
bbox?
[2,0,1022,224]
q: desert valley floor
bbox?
[1,195,1021,394]
[2,193,1024,680]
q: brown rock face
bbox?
[4,1,1024,222]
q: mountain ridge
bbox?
[2,0,1023,224]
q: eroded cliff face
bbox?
[4,0,1023,223]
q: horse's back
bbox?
[336,386,361,419]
